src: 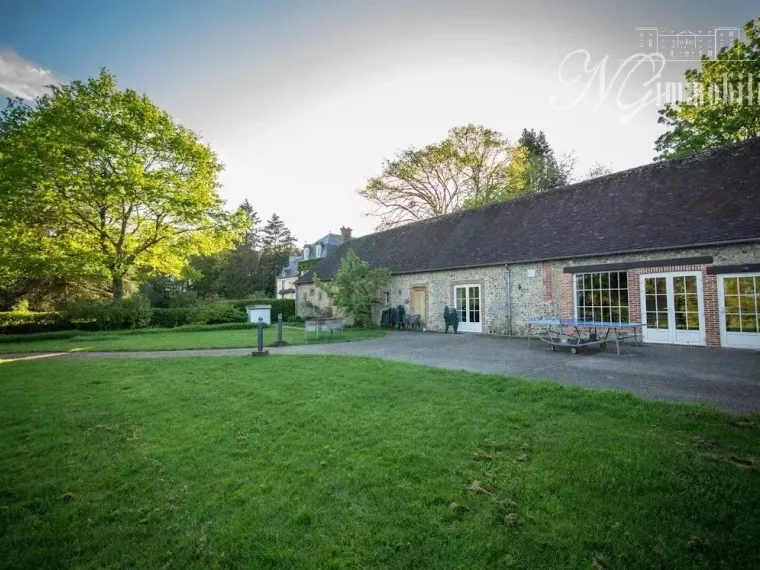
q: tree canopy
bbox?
[359,124,585,228]
[0,69,245,303]
[511,128,575,195]
[358,125,517,228]
[655,18,760,159]
[140,208,300,303]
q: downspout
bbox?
[505,264,513,336]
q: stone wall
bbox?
[377,263,554,334]
[295,283,336,318]
[297,243,759,346]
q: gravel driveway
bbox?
[5,332,759,413]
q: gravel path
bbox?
[4,332,760,413]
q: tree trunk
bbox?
[112,275,124,304]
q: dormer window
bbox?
[303,246,310,259]
[316,244,323,258]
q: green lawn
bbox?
[0,326,384,353]
[0,357,758,568]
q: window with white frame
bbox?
[316,244,322,257]
[574,271,629,324]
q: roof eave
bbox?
[297,237,760,283]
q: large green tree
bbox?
[655,18,760,159]
[0,69,244,303]
[258,213,298,297]
[512,128,575,193]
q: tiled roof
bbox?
[280,233,344,277]
[296,138,760,284]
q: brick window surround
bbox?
[542,262,554,301]
[560,263,719,347]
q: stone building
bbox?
[296,139,760,349]
[276,228,350,299]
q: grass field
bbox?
[0,326,384,353]
[1,356,758,569]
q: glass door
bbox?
[454,285,482,333]
[640,272,704,346]
[642,276,670,343]
[718,274,760,349]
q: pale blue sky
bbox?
[1,0,757,240]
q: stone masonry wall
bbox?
[298,243,759,346]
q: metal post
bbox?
[251,316,269,356]
[274,313,286,346]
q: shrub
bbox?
[194,302,247,325]
[168,291,200,308]
[150,308,196,329]
[122,294,153,329]
[286,315,304,324]
[59,300,124,331]
[58,295,152,331]
[10,299,31,313]
[0,312,73,335]
[300,300,333,319]
[226,298,296,320]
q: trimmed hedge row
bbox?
[0,298,295,335]
[0,312,78,335]
[225,298,296,320]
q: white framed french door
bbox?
[640,272,705,346]
[454,284,482,333]
[718,273,760,350]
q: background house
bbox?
[297,139,760,349]
[276,228,351,299]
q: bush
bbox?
[168,291,200,308]
[150,308,196,328]
[10,299,31,313]
[286,315,304,324]
[0,312,73,335]
[195,302,247,325]
[226,298,296,320]
[122,294,152,329]
[59,300,125,331]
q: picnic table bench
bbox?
[304,318,344,341]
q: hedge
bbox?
[0,298,295,336]
[226,298,296,320]
[149,308,196,328]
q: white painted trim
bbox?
[639,271,705,346]
[717,273,760,350]
[454,284,483,333]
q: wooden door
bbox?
[410,286,427,325]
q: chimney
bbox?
[340,226,352,241]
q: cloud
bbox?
[0,49,59,99]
